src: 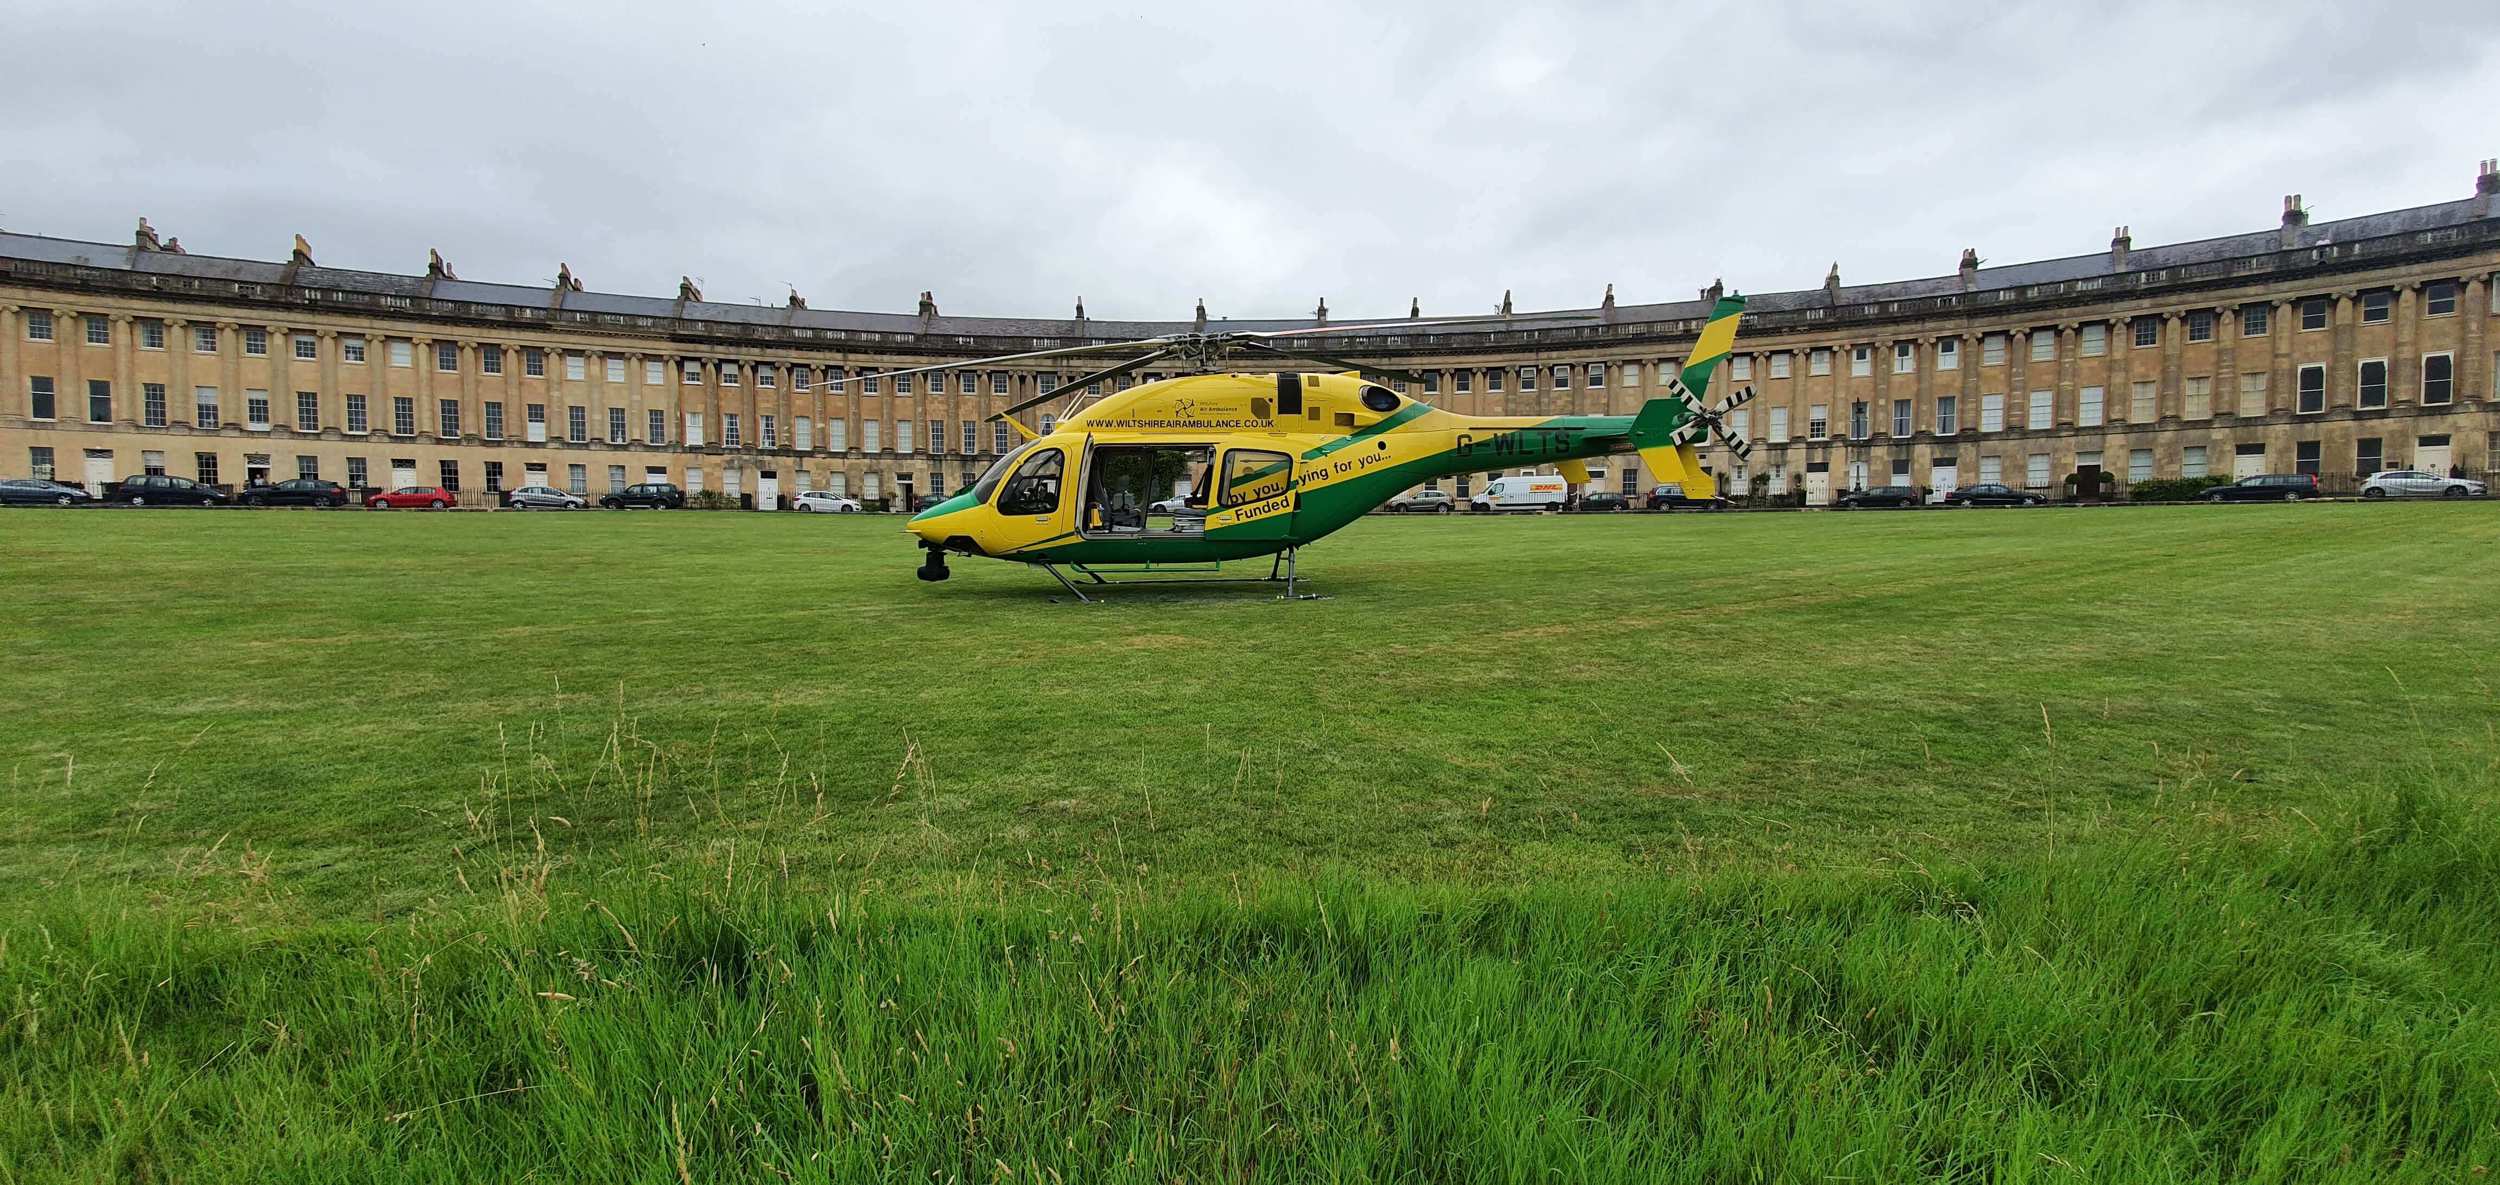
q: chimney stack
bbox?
[134,217,161,251]
[1499,289,1513,317]
[677,276,702,303]
[2108,227,2130,271]
[2477,158,2499,218]
[1822,262,1841,303]
[2278,194,2308,248]
[1314,297,1328,326]
[1193,299,1208,332]
[1957,248,1980,291]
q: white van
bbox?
[1470,474,1569,511]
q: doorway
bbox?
[1083,444,1214,535]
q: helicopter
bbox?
[812,295,1753,599]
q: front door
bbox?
[81,448,114,492]
[757,472,781,512]
[391,462,418,488]
[2232,446,2266,479]
[1928,462,1958,502]
[2417,436,2453,479]
[1804,469,1831,506]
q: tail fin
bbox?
[1632,295,1747,500]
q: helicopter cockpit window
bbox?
[971,440,1038,503]
[1081,444,1212,536]
[1219,449,1293,507]
[995,446,1064,516]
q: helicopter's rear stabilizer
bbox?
[1630,295,1747,501]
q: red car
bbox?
[365,485,455,509]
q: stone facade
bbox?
[5,167,2498,508]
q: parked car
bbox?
[1940,483,2047,508]
[1575,492,1632,512]
[1646,483,1727,511]
[113,474,226,506]
[2200,473,2319,503]
[1148,494,1197,515]
[0,478,95,507]
[369,485,459,509]
[1471,475,1570,511]
[1386,488,1458,513]
[239,478,350,507]
[2360,469,2485,499]
[601,482,684,509]
[911,493,950,512]
[500,485,582,510]
[793,490,861,513]
[1834,485,1923,509]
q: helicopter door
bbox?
[992,441,1074,548]
[1208,446,1297,536]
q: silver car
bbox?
[2361,469,2484,499]
[793,491,860,513]
[505,484,586,510]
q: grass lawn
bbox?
[4,504,2497,1181]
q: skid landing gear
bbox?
[1024,547,1326,602]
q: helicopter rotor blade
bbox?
[1227,339,1426,387]
[798,337,1179,393]
[986,346,1183,423]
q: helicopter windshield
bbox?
[970,440,1038,503]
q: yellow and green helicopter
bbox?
[825,296,1752,599]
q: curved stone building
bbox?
[5,163,2498,507]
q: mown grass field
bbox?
[4,504,2498,1181]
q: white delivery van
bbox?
[1470,474,1570,511]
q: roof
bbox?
[2,197,2488,341]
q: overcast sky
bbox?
[5,1,2496,322]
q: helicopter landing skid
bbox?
[1031,548,1325,602]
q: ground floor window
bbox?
[440,461,460,492]
[828,473,847,497]
[2356,437,2383,476]
[142,450,167,477]
[2183,446,2208,478]
[29,447,55,480]
[193,452,217,484]
[347,457,368,488]
[2128,448,2152,483]
[485,461,504,493]
[296,455,319,481]
[2295,441,2321,476]
[567,465,587,495]
[2025,454,2050,487]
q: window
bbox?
[439,461,461,492]
[2132,318,2158,349]
[87,380,111,423]
[85,315,111,346]
[568,464,587,495]
[2078,386,2104,427]
[2030,329,2055,362]
[606,357,627,384]
[442,399,463,437]
[648,410,666,444]
[2422,353,2453,405]
[2238,373,2268,416]
[2295,440,2321,476]
[29,446,55,480]
[393,396,416,435]
[485,402,504,440]
[345,394,367,433]
[608,407,627,444]
[2297,365,2326,414]
[2241,305,2270,336]
[1810,348,1832,376]
[422,341,452,372]
[484,461,504,493]
[2425,280,2458,317]
[647,360,665,385]
[1849,401,1870,439]
[991,372,1010,396]
[296,391,319,431]
[142,383,167,427]
[927,419,945,453]
[1768,407,1790,440]
[724,413,742,448]
[757,364,777,389]
[346,457,368,489]
[245,327,269,356]
[1979,456,2002,484]
[1892,342,1914,374]
[562,353,584,382]
[1517,367,1536,391]
[1807,403,1828,440]
[793,416,813,450]
[1727,357,1750,382]
[340,336,365,364]
[955,370,974,394]
[1937,338,1958,371]
[1587,362,1608,387]
[721,361,741,386]
[761,415,778,448]
[195,452,217,485]
[480,344,501,374]
[1486,370,1504,393]
[1936,395,1958,435]
[2356,437,2383,476]
[2358,360,2388,409]
[2300,298,2328,331]
[2183,446,2208,478]
[247,391,271,429]
[296,455,320,481]
[895,420,914,453]
[140,321,165,350]
[524,348,546,377]
[961,420,977,454]
[2026,453,2051,487]
[25,310,52,341]
[285,333,312,360]
[568,405,588,444]
[1550,365,1571,390]
[1217,449,1291,507]
[388,339,411,367]
[2361,291,2391,324]
[1981,334,2006,367]
[1979,393,2004,432]
[2187,311,2214,342]
[997,447,1065,515]
[194,324,216,353]
[1769,352,1792,379]
[2181,378,2208,420]
[2078,324,2106,357]
[683,360,702,384]
[2128,449,2153,483]
[2027,390,2053,429]
[992,421,1010,453]
[26,376,55,420]
[194,386,217,428]
[1888,399,1908,437]
[1850,346,1871,377]
[528,405,549,442]
[1619,362,1641,387]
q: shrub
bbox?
[2127,475,2232,502]
[687,489,740,511]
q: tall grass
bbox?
[6,781,2493,1183]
